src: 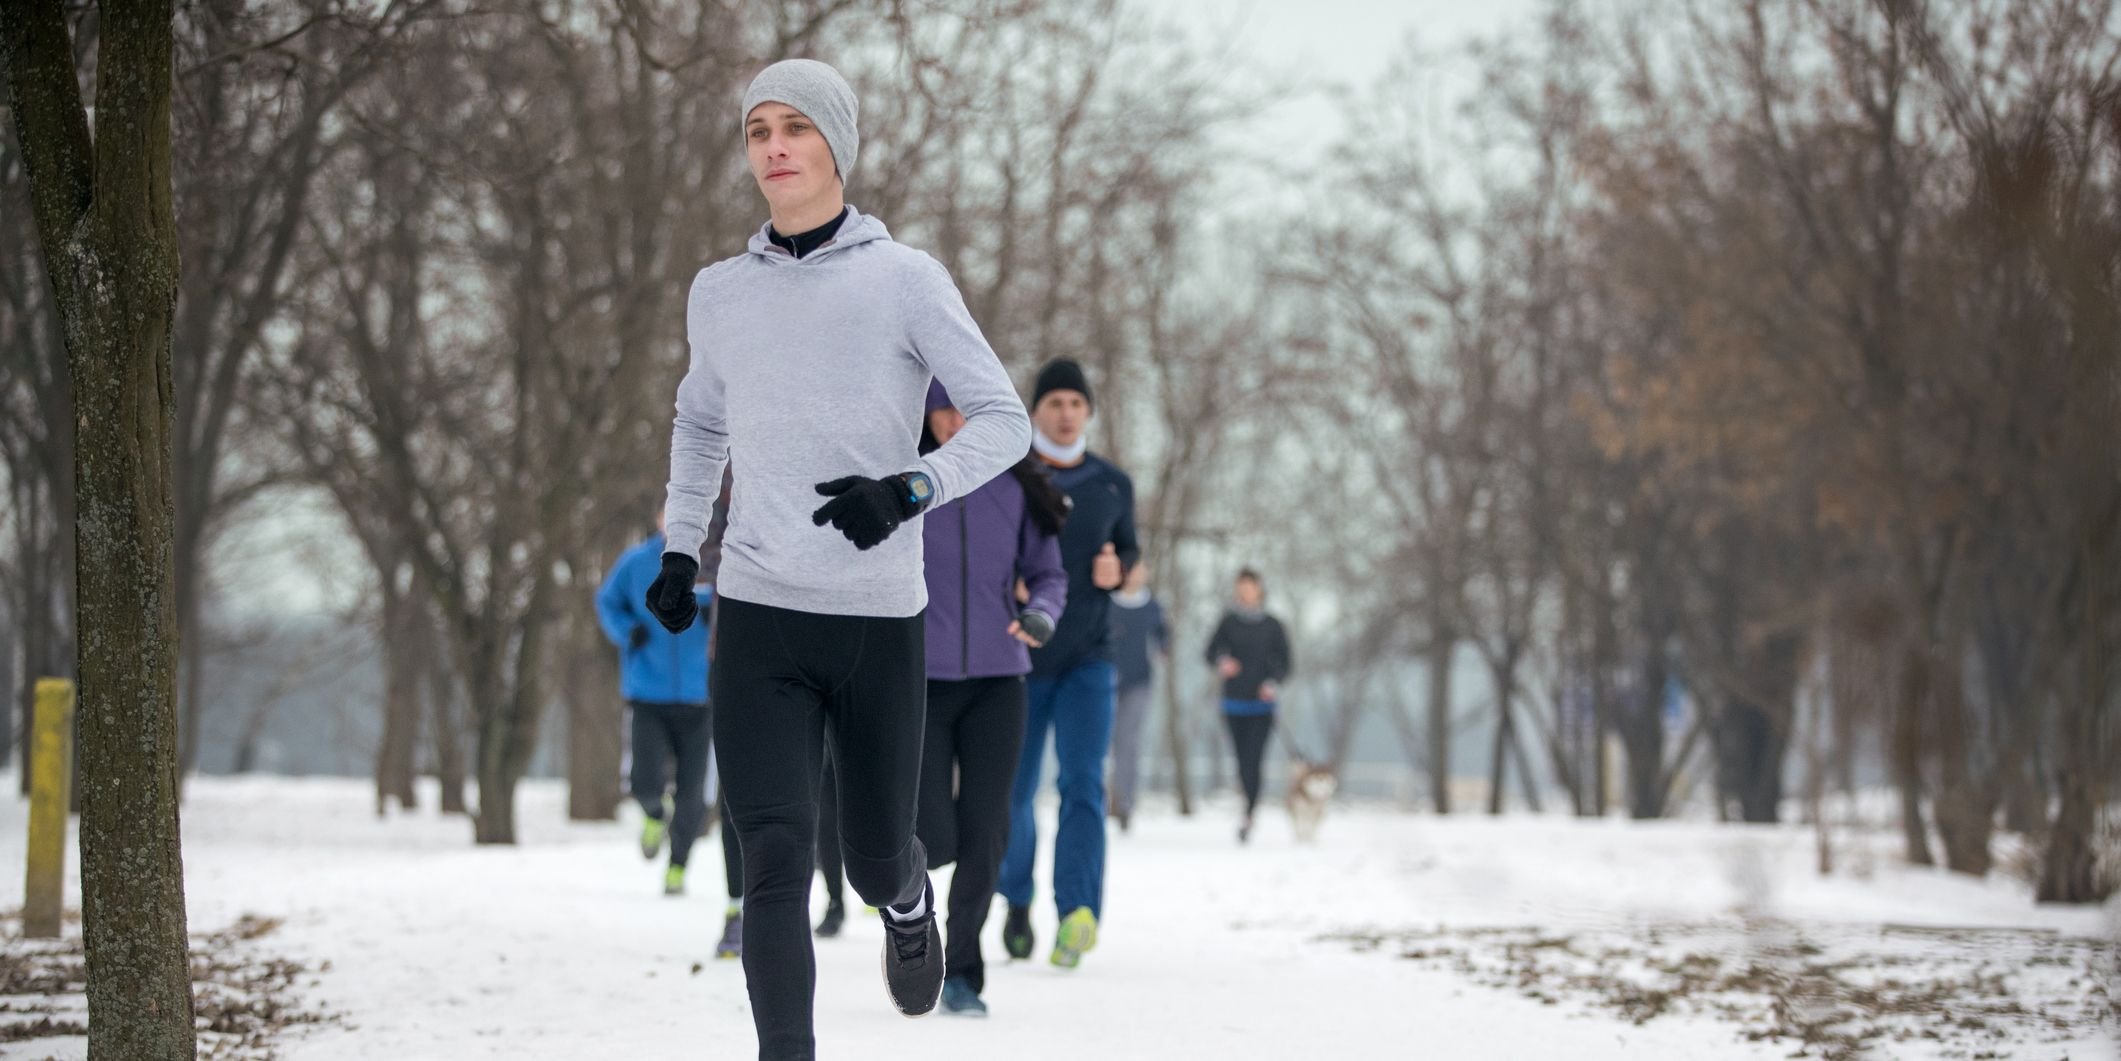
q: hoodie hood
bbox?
[747,204,892,263]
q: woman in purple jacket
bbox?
[918,380,1069,1018]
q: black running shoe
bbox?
[1002,902,1034,961]
[815,900,845,939]
[880,878,944,1017]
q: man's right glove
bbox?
[645,553,700,633]
[812,474,926,551]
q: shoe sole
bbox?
[1051,915,1097,968]
[881,924,945,1018]
[940,1005,989,1019]
[716,949,740,960]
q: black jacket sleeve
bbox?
[1110,471,1141,574]
[1205,614,1232,667]
[1268,618,1293,683]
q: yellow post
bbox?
[24,678,75,939]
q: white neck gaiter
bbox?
[1033,429,1088,465]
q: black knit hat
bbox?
[1032,359,1093,410]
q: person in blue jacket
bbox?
[596,509,747,958]
[915,380,1068,1016]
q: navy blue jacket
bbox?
[1109,594,1168,689]
[1028,452,1140,679]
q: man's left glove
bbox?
[645,553,700,632]
[812,474,926,551]
[1015,609,1055,646]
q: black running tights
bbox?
[711,596,929,1061]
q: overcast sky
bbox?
[1146,0,1548,208]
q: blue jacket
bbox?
[923,471,1067,681]
[596,535,712,705]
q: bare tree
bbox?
[3,0,198,1054]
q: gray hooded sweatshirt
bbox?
[663,207,1031,618]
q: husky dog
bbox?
[1286,760,1339,842]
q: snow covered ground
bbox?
[0,776,2114,1059]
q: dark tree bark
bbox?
[427,649,467,816]
[2,1,197,1056]
[563,611,622,822]
[374,570,421,815]
[1424,629,1455,814]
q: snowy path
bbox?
[1,777,2114,1059]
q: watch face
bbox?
[908,474,934,501]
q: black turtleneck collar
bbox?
[768,206,850,260]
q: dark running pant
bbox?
[917,676,1028,995]
[816,755,845,910]
[629,701,742,894]
[711,596,929,1061]
[1225,711,1276,817]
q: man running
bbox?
[652,59,1030,1060]
[594,510,745,957]
[1205,568,1293,844]
[998,359,1139,969]
[1106,561,1168,833]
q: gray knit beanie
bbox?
[741,59,859,183]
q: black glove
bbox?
[645,553,700,633]
[1016,609,1055,646]
[811,474,924,551]
[628,625,651,649]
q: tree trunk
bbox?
[475,756,519,844]
[470,591,553,843]
[2037,553,2112,904]
[1158,570,1193,814]
[1722,697,1785,823]
[1887,644,1935,864]
[1930,651,1993,875]
[1158,650,1192,815]
[1425,632,1454,814]
[374,581,420,815]
[0,627,12,777]
[429,658,467,815]
[175,567,205,780]
[564,621,621,822]
[1622,642,1670,819]
[3,1,199,1055]
[1487,687,1512,816]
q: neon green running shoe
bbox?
[663,864,686,896]
[640,816,667,861]
[1050,907,1098,969]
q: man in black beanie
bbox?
[998,358,1140,969]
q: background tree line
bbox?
[3,0,2113,904]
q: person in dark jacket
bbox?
[595,512,745,954]
[999,359,1140,970]
[1204,568,1293,844]
[916,380,1068,1016]
[1106,561,1168,832]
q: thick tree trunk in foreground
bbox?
[2,1,198,1057]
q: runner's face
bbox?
[1032,390,1090,447]
[1235,577,1263,609]
[927,407,965,447]
[745,104,837,212]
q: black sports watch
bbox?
[899,471,936,514]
